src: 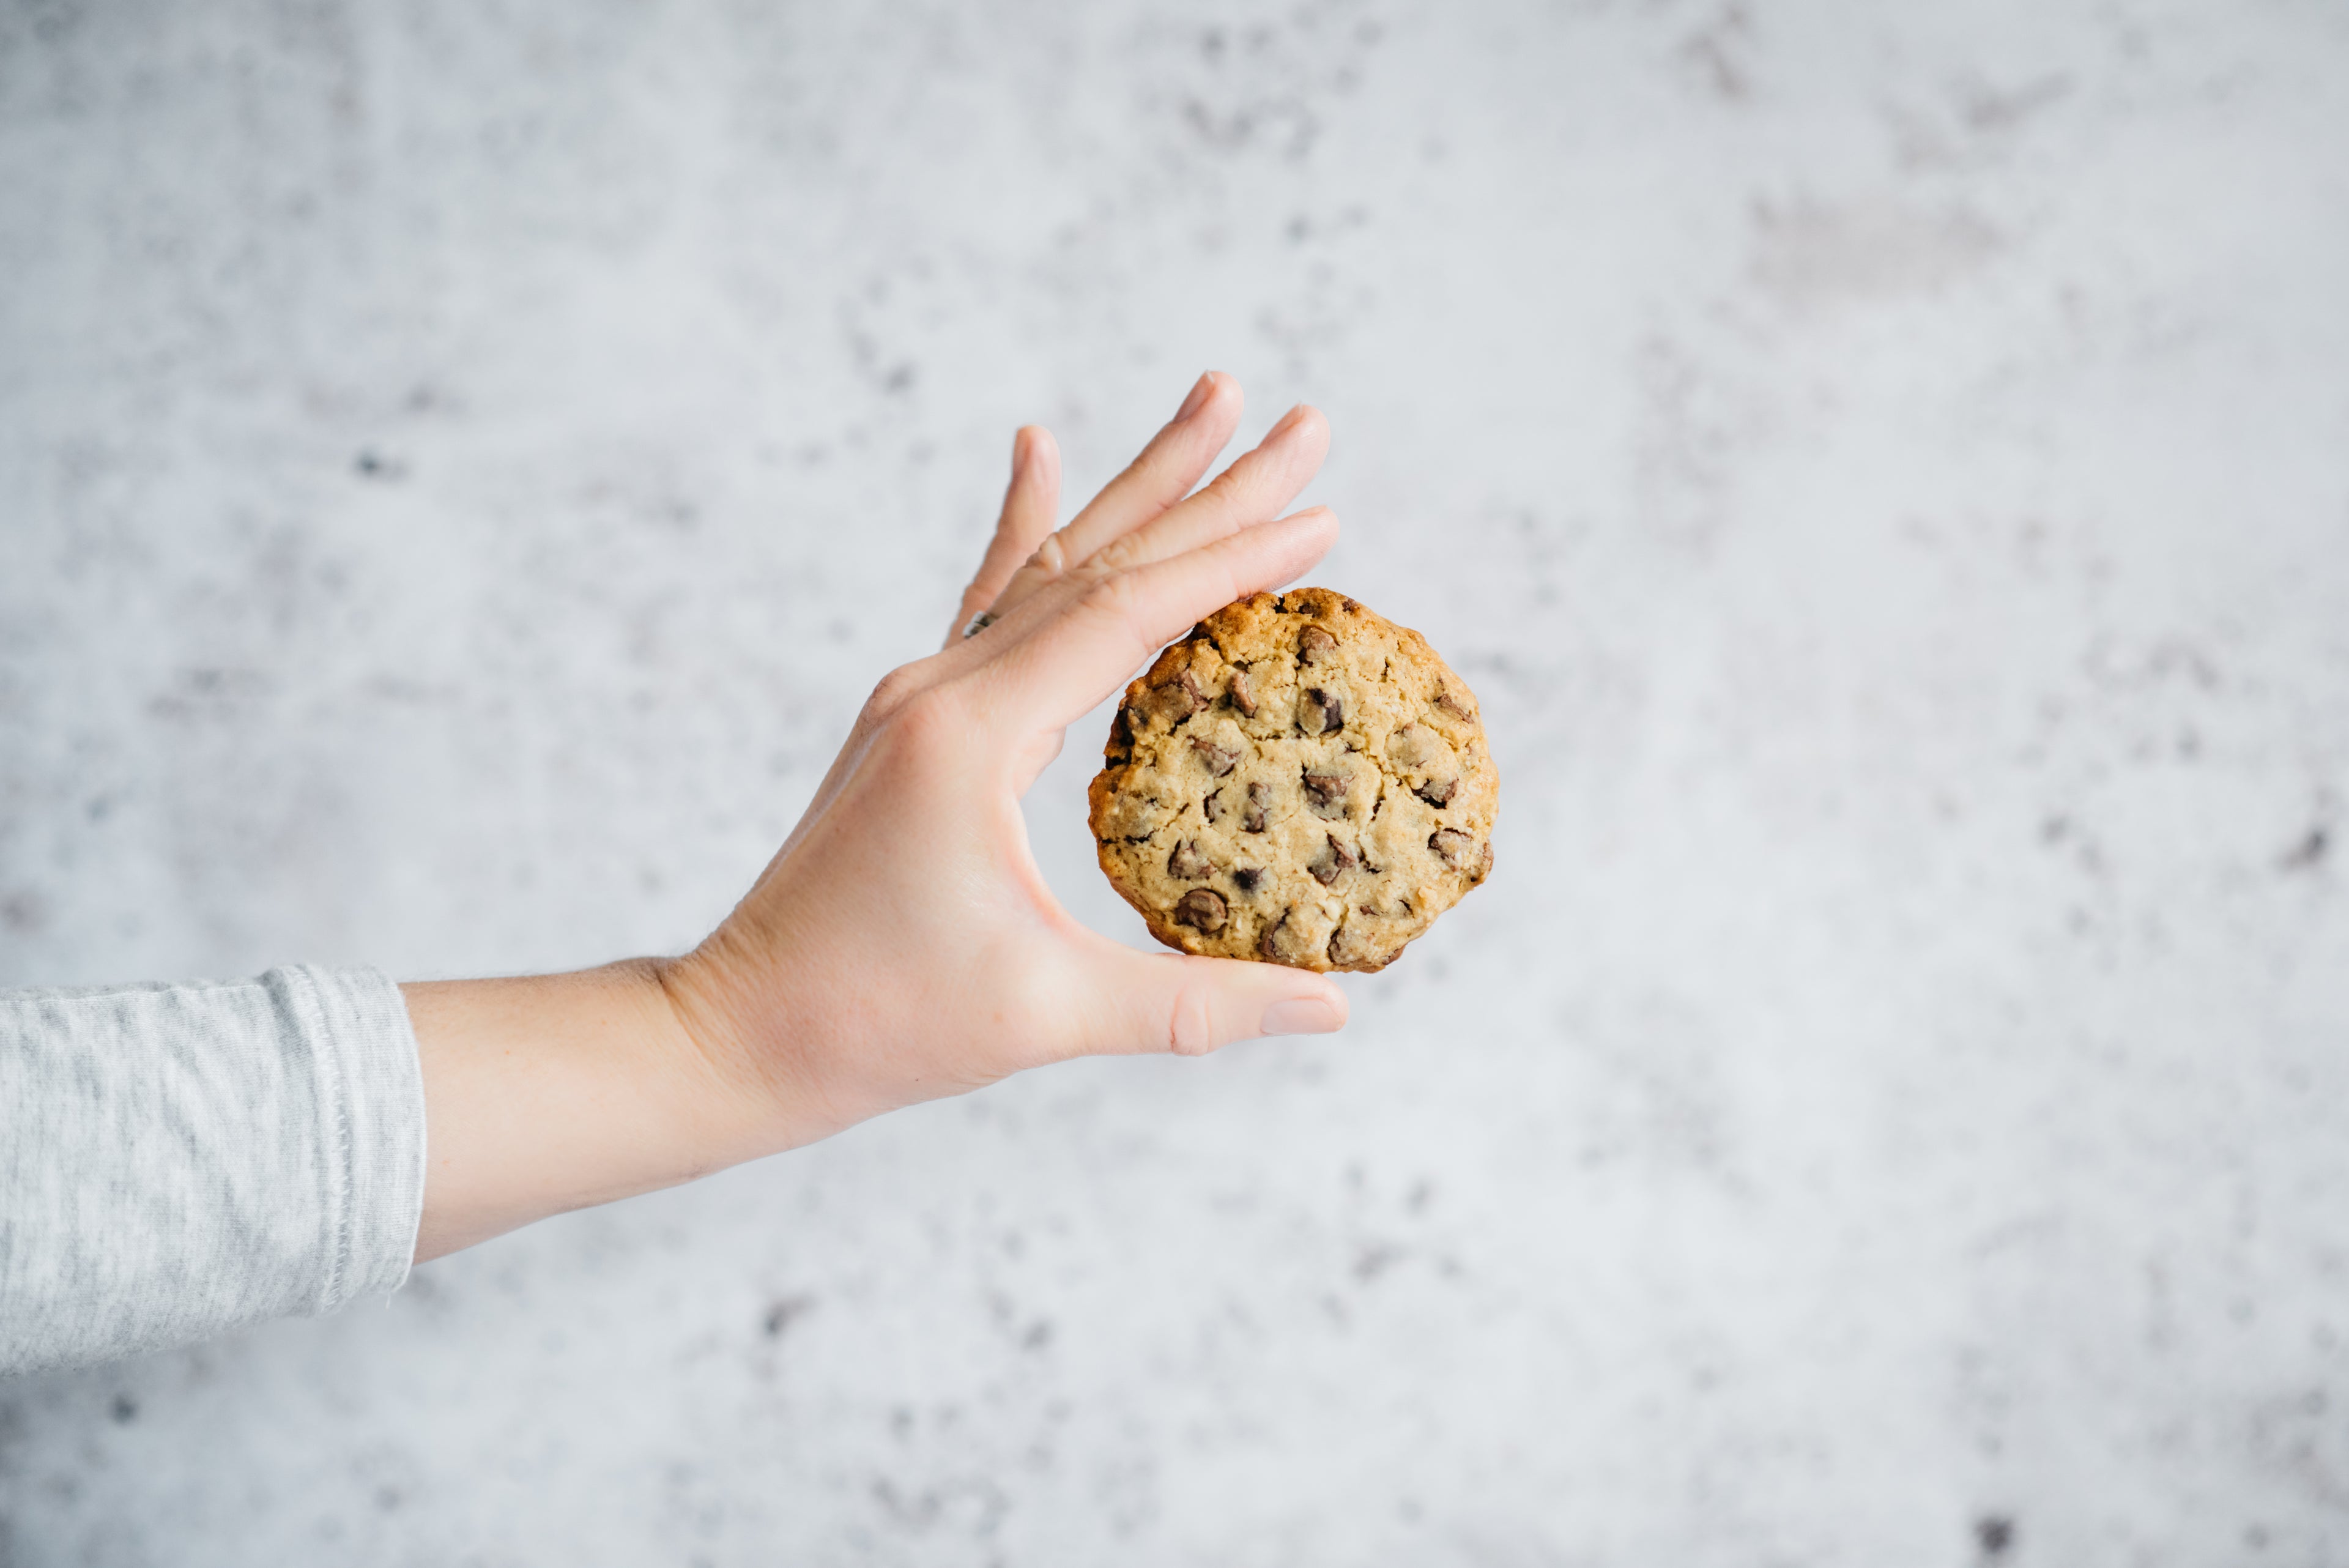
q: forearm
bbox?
[402,961,771,1261]
[4,376,1346,1379]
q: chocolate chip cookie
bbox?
[1088,588,1497,973]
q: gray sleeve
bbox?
[0,965,428,1378]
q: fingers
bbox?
[1085,403,1327,580]
[946,426,1061,647]
[982,371,1243,622]
[980,503,1340,734]
[1075,936,1348,1058]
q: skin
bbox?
[405,372,1349,1261]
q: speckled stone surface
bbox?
[4,2,2348,1563]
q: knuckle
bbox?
[861,685,971,787]
[1074,573,1156,647]
[1122,438,1176,484]
[1203,455,1254,496]
[1078,570,1145,622]
[1004,961,1085,1064]
[862,667,976,769]
[1093,531,1147,575]
[1166,974,1220,1056]
[1191,486,1245,535]
[884,683,966,754]
[862,666,927,723]
[1028,533,1069,578]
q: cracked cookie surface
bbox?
[1088,587,1497,973]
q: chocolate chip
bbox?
[1191,737,1239,776]
[1416,776,1457,808]
[1243,780,1271,833]
[1148,670,1206,724]
[1257,912,1290,959]
[1430,828,1475,866]
[1168,841,1211,880]
[1203,787,1226,823]
[1310,834,1358,886]
[1234,866,1263,892]
[1112,706,1136,749]
[1297,625,1338,663]
[1172,888,1228,932]
[1227,666,1257,717]
[1302,770,1349,812]
[1433,682,1477,722]
[1297,687,1343,735]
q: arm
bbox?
[403,373,1348,1262]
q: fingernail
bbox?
[1259,997,1342,1037]
[1267,403,1307,439]
[1175,372,1216,422]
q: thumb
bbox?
[1076,936,1348,1058]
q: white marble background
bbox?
[4,0,2347,1562]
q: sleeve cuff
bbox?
[276,965,428,1310]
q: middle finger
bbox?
[1083,402,1329,583]
[983,371,1242,622]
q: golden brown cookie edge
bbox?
[1086,587,1495,975]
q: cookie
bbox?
[1088,587,1497,973]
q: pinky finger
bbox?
[946,426,1062,648]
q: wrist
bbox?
[651,918,858,1155]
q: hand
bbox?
[406,373,1348,1259]
[667,370,1348,1134]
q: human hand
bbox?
[664,371,1349,1149]
[407,374,1348,1260]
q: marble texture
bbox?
[4,0,2348,1562]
